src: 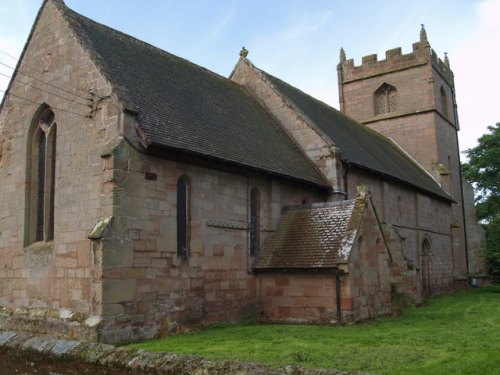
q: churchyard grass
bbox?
[127,285,500,374]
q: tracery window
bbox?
[250,187,260,256]
[374,83,398,115]
[176,175,190,257]
[27,107,57,244]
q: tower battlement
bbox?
[339,38,454,87]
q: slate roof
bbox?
[254,199,365,270]
[52,1,328,187]
[261,71,451,201]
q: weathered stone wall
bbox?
[97,140,327,343]
[346,169,454,297]
[339,44,432,124]
[340,199,392,322]
[339,39,469,282]
[0,0,118,335]
[0,0,330,343]
[258,273,338,324]
[258,198,392,325]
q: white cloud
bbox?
[251,10,333,67]
[205,4,236,44]
[453,0,500,154]
[247,9,335,104]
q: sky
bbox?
[0,0,499,159]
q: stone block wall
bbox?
[338,38,468,281]
[340,198,392,322]
[0,0,118,335]
[341,62,432,124]
[346,169,455,297]
[258,273,338,324]
[97,140,327,343]
[258,196,393,325]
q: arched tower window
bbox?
[421,237,432,296]
[177,175,190,257]
[250,187,260,256]
[374,83,398,115]
[27,107,57,244]
[440,86,448,118]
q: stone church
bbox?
[0,0,486,343]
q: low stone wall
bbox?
[0,330,376,375]
[0,305,100,342]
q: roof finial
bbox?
[239,46,249,58]
[420,24,428,42]
[444,52,450,68]
[339,47,346,63]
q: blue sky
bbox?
[1,0,499,156]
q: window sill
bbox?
[24,241,55,252]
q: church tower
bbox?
[337,26,468,279]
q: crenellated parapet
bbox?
[429,49,454,86]
[339,32,454,88]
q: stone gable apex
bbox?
[231,57,344,191]
[0,0,115,115]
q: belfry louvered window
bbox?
[440,86,448,118]
[374,83,398,115]
[177,175,190,257]
[28,107,57,244]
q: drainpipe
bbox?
[343,163,351,200]
[451,87,470,276]
[334,269,342,324]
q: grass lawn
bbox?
[127,285,500,374]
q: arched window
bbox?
[421,237,432,296]
[27,107,57,244]
[374,83,398,115]
[440,86,448,118]
[177,175,190,257]
[250,187,260,256]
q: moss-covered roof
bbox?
[261,71,451,200]
[254,199,365,270]
[55,1,327,187]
